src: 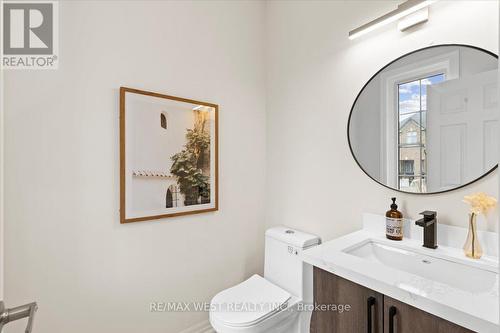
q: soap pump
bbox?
[386,197,403,240]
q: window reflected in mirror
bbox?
[397,74,444,192]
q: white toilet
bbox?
[209,226,320,333]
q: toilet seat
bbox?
[210,275,292,328]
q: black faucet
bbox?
[415,211,438,249]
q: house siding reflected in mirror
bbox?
[348,45,498,194]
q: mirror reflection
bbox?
[349,45,498,194]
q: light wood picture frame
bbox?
[120,87,219,223]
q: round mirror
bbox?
[348,45,498,194]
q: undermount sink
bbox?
[343,240,498,294]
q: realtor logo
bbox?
[2,1,58,69]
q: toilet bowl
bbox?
[209,227,320,333]
[209,275,301,333]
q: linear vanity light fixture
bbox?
[348,0,435,40]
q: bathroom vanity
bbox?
[301,214,499,333]
[311,268,472,333]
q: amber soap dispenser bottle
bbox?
[386,197,403,240]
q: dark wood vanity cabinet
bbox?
[383,296,474,333]
[311,267,383,332]
[311,267,475,333]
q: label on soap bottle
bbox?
[386,217,403,238]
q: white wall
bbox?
[0,0,4,301]
[266,0,499,243]
[3,1,266,332]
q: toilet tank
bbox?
[264,226,320,299]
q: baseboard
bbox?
[178,319,215,333]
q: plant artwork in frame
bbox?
[120,87,218,223]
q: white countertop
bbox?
[301,214,499,333]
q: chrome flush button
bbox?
[288,246,299,255]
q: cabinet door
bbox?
[383,296,474,333]
[311,267,383,333]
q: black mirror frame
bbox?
[347,44,498,195]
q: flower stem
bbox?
[471,213,476,258]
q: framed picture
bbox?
[120,87,218,223]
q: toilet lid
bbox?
[210,274,291,327]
